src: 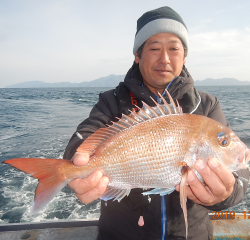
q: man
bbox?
[63,6,249,240]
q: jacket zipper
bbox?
[160,196,167,240]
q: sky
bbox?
[0,0,250,88]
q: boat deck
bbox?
[0,215,249,240]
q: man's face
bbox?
[135,33,186,94]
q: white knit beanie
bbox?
[133,6,189,55]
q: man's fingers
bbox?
[68,171,103,194]
[175,183,205,205]
[194,159,225,197]
[186,170,215,205]
[175,172,210,204]
[176,171,216,205]
[207,158,235,191]
[69,152,110,204]
[194,159,234,198]
[176,158,236,206]
[71,152,89,166]
[75,176,109,204]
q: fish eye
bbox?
[219,139,228,146]
[218,132,230,147]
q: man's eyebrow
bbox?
[147,40,181,45]
[147,40,160,44]
[168,40,180,44]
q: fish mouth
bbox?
[245,148,250,163]
[236,147,250,169]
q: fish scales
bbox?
[79,114,210,189]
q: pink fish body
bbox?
[4,92,250,239]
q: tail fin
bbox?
[3,158,72,214]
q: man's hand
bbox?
[176,158,235,206]
[68,152,109,204]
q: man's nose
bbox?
[159,50,170,64]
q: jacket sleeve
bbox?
[199,91,249,210]
[199,91,230,128]
[205,169,249,211]
[63,89,119,160]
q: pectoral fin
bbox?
[180,170,188,239]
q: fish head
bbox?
[204,121,249,170]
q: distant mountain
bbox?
[5,74,125,88]
[5,75,250,88]
[77,74,125,87]
[194,78,250,86]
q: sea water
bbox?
[0,86,249,223]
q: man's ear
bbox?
[135,53,140,64]
[183,58,186,64]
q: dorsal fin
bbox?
[76,90,182,155]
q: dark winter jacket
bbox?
[63,63,249,240]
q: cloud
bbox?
[187,28,250,81]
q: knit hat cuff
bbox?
[133,18,189,55]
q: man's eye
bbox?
[170,48,178,51]
[151,48,159,51]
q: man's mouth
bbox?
[155,69,171,73]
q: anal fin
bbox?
[142,187,175,196]
[100,188,131,202]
